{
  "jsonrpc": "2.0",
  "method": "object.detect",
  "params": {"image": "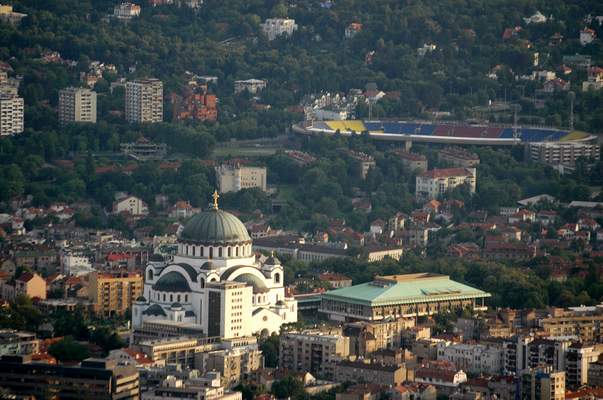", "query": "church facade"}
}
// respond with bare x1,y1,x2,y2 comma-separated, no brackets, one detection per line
132,193,297,339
